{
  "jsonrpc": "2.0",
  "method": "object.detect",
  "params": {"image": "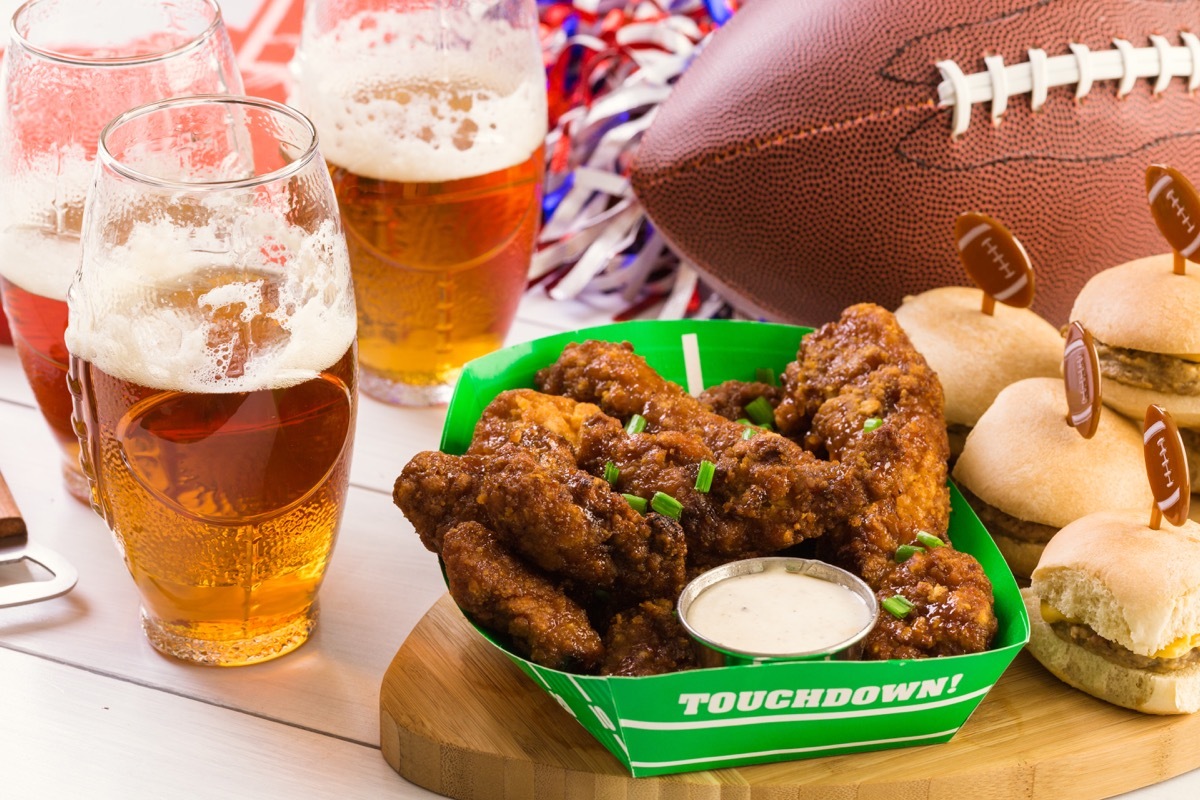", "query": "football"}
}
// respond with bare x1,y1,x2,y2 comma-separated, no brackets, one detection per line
631,0,1200,326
